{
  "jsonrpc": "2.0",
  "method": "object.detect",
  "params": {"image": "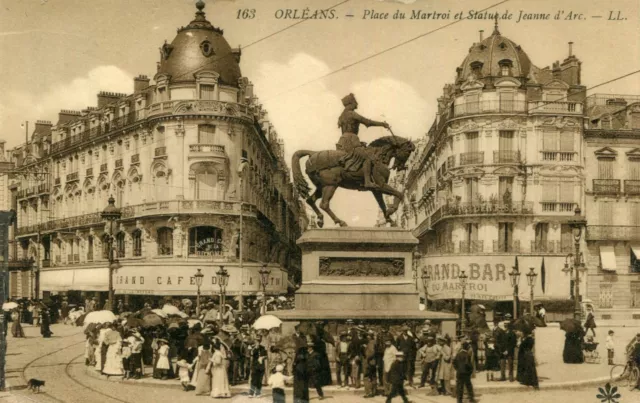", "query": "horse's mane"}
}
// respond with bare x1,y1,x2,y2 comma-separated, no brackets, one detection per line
368,135,408,148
